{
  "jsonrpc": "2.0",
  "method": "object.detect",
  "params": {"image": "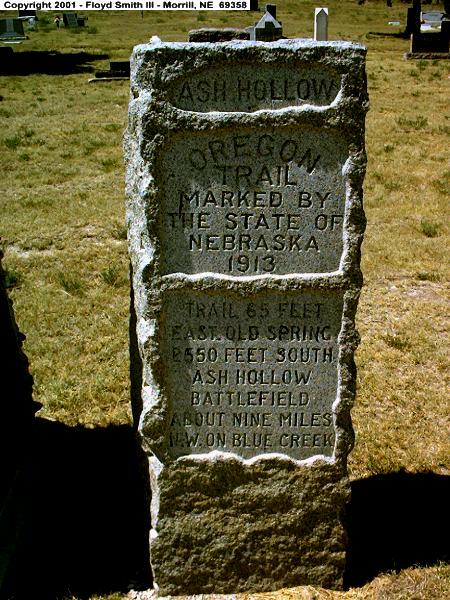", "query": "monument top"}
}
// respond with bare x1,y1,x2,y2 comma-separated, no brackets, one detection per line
131,38,366,112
